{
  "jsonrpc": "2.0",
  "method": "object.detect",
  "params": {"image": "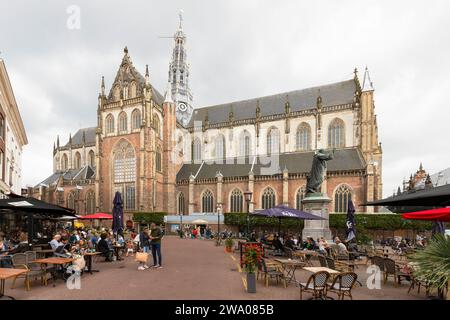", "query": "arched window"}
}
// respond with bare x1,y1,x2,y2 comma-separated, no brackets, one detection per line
239,130,251,157
328,118,345,148
105,114,114,134
88,150,95,167
85,190,95,214
67,192,75,210
61,154,68,171
131,109,141,130
296,123,311,151
201,190,214,213
192,138,202,163
334,184,352,213
215,134,226,160
230,189,243,213
261,187,276,209
296,186,305,210
129,82,137,98
118,112,127,133
74,152,81,169
177,192,185,215
153,115,161,138
113,140,136,210
156,146,162,172
267,127,280,155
